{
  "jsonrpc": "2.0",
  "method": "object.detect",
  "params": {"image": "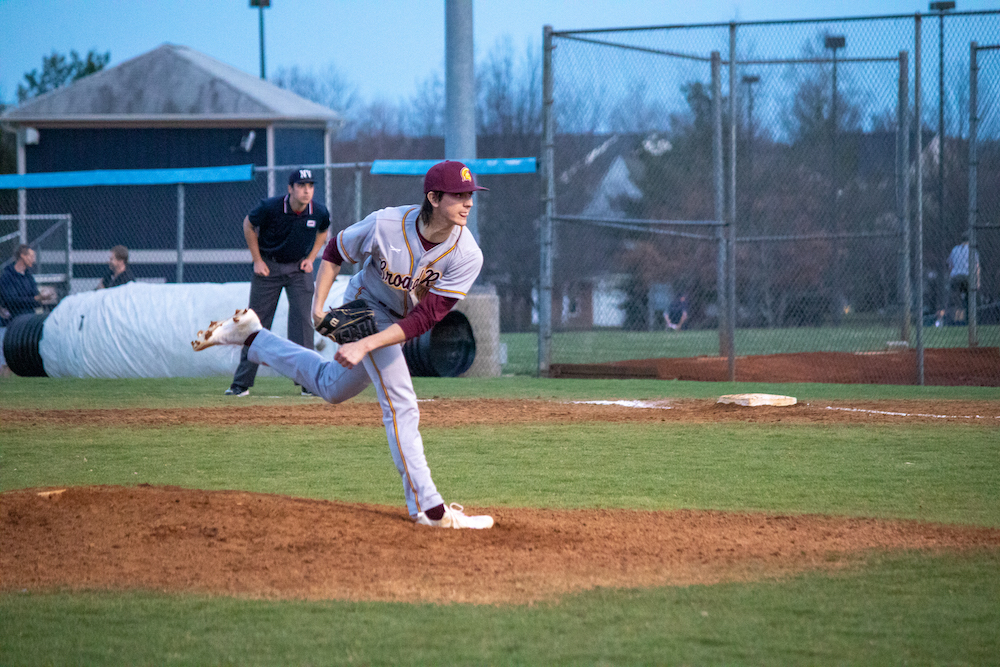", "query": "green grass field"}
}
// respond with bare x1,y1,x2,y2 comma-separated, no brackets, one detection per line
2,374,999,665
